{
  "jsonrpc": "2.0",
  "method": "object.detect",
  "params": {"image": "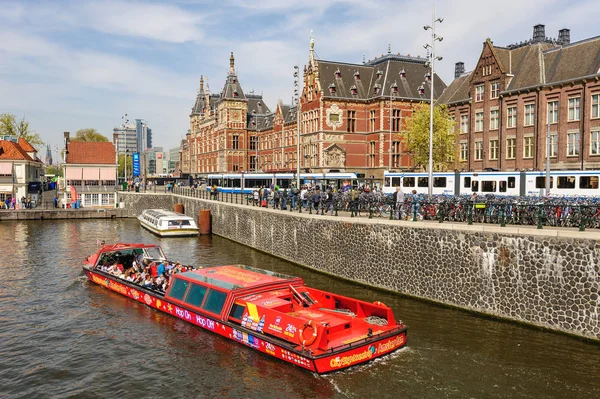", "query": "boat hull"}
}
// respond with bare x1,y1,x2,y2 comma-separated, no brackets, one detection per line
83,269,407,373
